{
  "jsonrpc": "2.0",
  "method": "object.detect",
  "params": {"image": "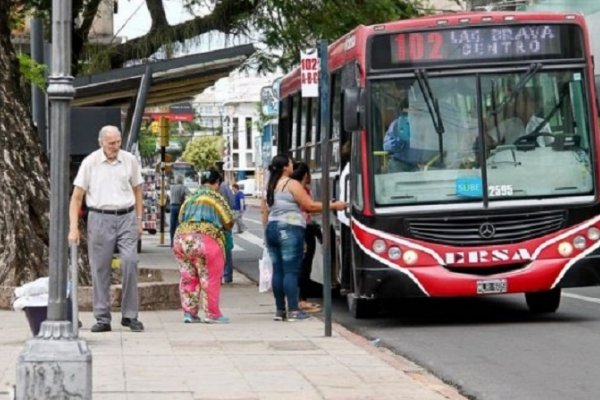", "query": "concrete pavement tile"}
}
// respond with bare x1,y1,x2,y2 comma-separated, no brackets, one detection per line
121,339,174,355
92,355,125,392
125,367,190,392
193,389,259,400
317,387,383,400
229,354,289,370
91,393,128,400
285,354,339,368
220,340,270,354
254,393,322,400
266,340,321,352
296,365,361,388
310,337,372,355
127,392,194,400
123,354,180,367
174,354,232,369
348,366,410,383
333,353,391,368
243,369,314,393
81,335,124,356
